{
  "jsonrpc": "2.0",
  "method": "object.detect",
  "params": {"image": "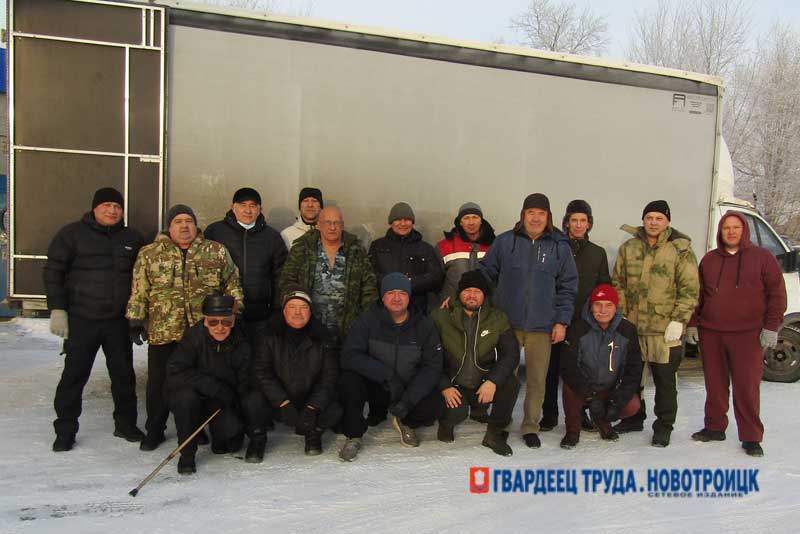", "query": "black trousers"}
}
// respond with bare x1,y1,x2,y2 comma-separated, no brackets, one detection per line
144,342,177,437
621,346,683,432
541,342,562,420
241,390,343,432
440,377,520,429
338,370,443,438
168,388,251,456
53,316,137,437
